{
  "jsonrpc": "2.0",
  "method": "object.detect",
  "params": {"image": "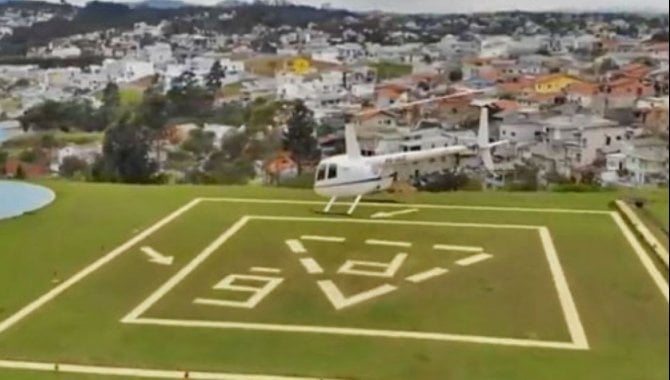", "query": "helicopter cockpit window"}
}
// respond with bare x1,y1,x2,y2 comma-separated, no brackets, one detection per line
316,165,326,181
327,164,338,179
